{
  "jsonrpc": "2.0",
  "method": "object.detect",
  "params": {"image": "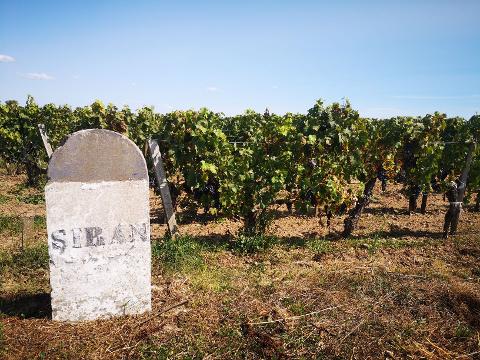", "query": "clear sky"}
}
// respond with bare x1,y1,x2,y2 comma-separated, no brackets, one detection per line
0,0,479,118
